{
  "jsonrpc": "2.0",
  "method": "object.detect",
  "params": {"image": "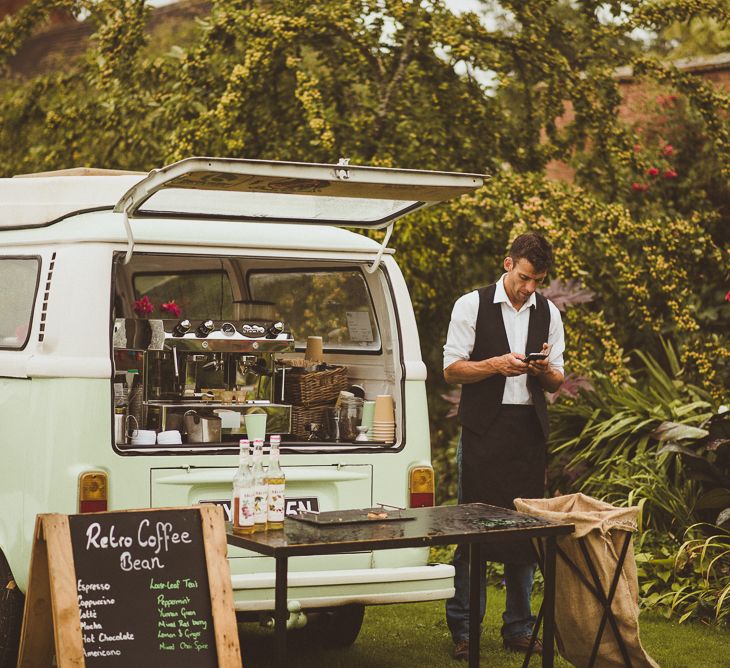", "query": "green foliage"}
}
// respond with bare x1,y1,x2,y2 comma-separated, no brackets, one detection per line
582,454,701,535
637,525,730,624
550,344,730,622
662,17,730,58
2,0,729,189
0,0,501,174
550,345,715,473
